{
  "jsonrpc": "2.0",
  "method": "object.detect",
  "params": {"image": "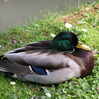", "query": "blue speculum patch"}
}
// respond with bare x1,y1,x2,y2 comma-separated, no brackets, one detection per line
31,65,47,75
